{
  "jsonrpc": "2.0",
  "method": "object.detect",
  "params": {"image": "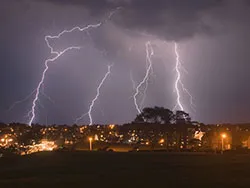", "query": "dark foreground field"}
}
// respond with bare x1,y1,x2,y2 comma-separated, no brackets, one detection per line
1,152,250,188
